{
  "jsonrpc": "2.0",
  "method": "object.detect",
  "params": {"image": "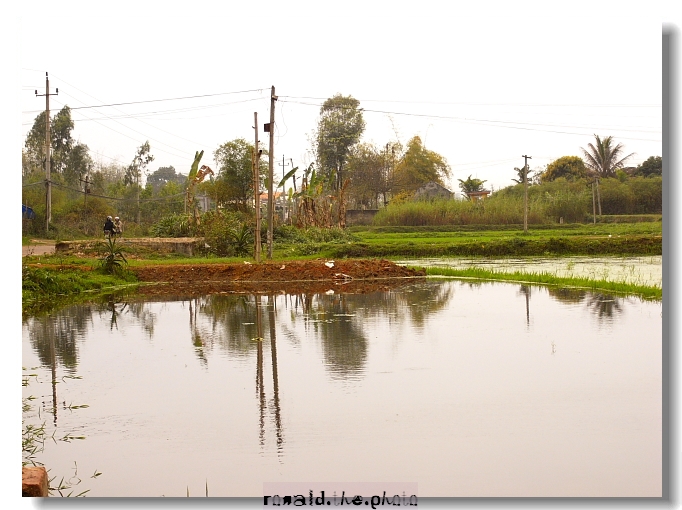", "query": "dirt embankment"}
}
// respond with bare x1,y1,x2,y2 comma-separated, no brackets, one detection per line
131,259,426,297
